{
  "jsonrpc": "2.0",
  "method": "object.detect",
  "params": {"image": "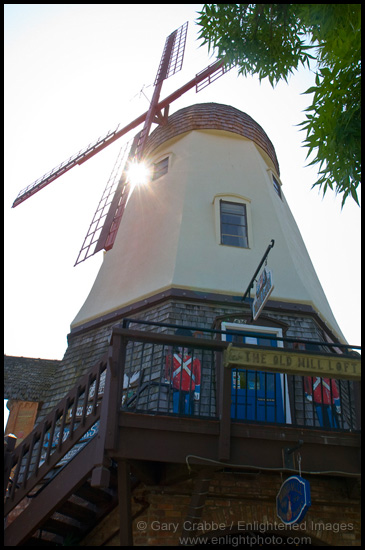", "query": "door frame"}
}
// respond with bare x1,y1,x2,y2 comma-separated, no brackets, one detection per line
221,322,292,424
